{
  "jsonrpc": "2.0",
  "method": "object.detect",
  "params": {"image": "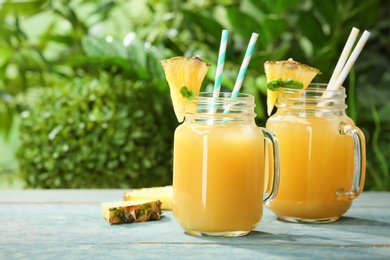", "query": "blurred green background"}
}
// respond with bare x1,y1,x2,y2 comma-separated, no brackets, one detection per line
0,0,389,190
